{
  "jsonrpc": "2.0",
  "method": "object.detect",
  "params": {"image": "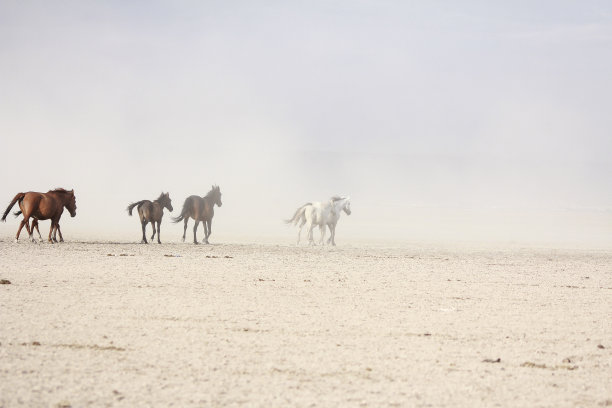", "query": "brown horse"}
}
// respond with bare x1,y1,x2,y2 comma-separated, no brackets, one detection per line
1,188,77,243
127,192,173,244
173,185,222,244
